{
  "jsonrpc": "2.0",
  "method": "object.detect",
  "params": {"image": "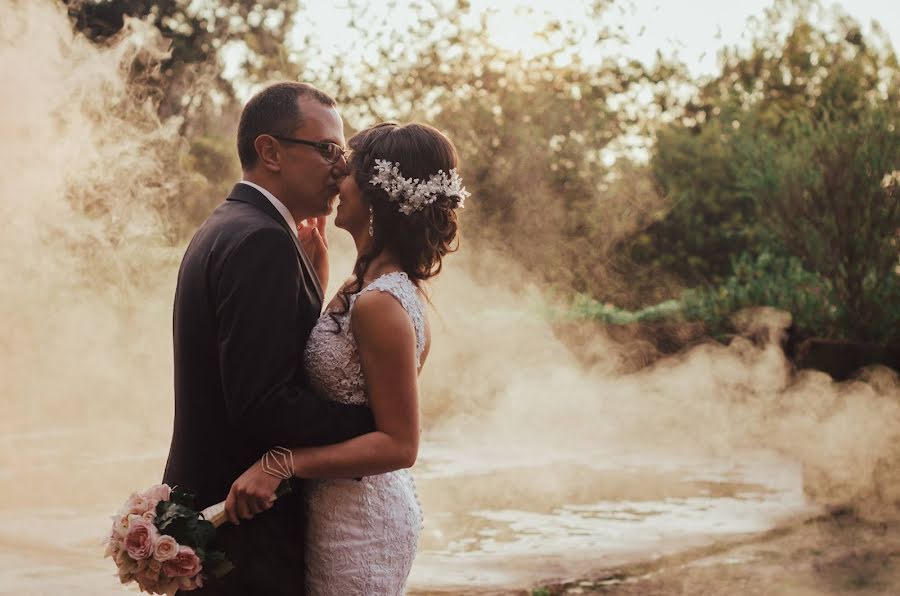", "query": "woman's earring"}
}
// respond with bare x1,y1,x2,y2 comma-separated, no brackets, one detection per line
368,205,374,237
